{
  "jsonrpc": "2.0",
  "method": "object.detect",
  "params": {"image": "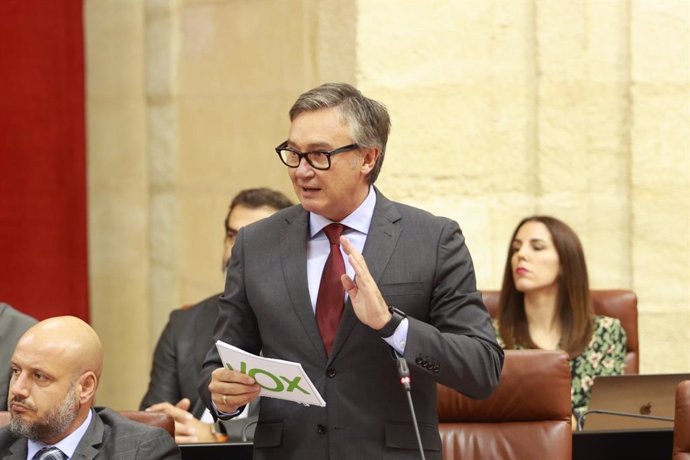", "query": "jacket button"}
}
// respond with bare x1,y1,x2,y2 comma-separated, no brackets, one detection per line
317,424,327,434
415,357,423,365
326,366,336,378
